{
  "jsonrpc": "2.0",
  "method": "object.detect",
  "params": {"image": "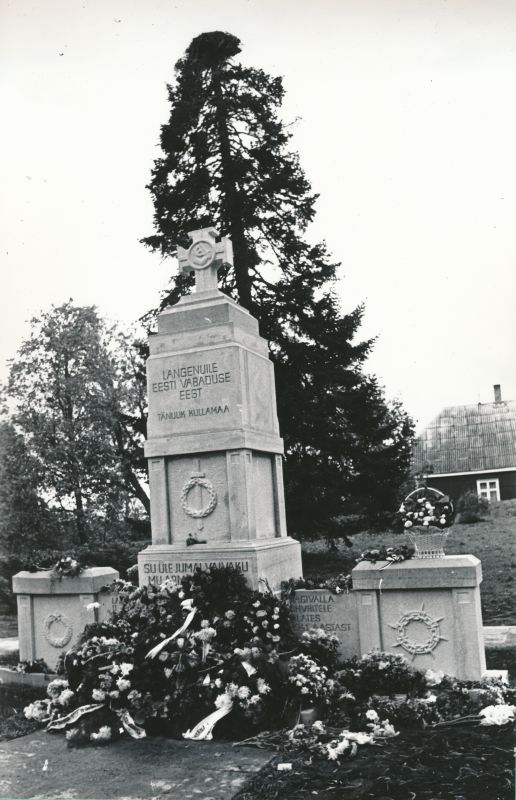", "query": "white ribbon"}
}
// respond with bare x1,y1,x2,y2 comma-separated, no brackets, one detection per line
47,703,104,731
146,607,197,659
182,702,233,741
117,709,146,739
